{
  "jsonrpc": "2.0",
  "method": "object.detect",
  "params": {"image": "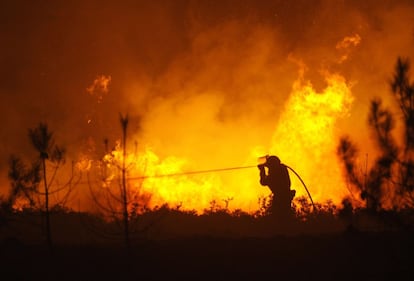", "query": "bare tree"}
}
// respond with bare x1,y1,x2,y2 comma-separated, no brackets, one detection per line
87,114,150,250
338,57,414,210
120,114,130,249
